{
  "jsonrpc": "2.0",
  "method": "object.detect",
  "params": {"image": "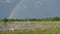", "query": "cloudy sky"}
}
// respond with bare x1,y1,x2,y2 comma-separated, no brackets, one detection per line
0,0,60,19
